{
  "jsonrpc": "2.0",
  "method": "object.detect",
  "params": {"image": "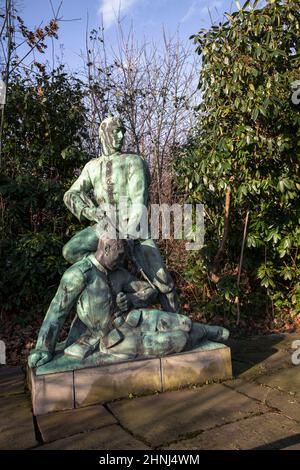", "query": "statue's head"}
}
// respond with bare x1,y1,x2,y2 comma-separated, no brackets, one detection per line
95,237,125,271
99,113,125,156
